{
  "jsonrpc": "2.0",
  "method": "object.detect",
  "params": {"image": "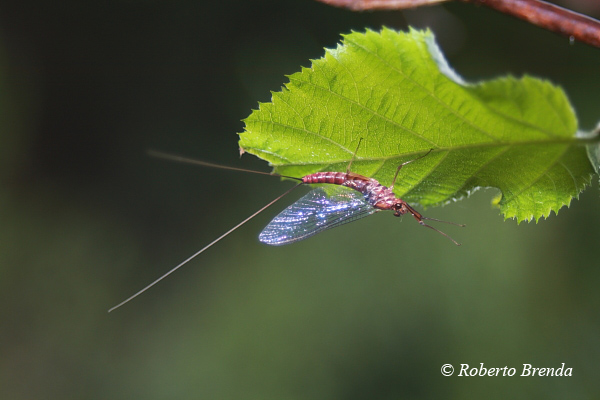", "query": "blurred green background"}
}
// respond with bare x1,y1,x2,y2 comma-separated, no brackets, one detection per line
1,0,599,398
